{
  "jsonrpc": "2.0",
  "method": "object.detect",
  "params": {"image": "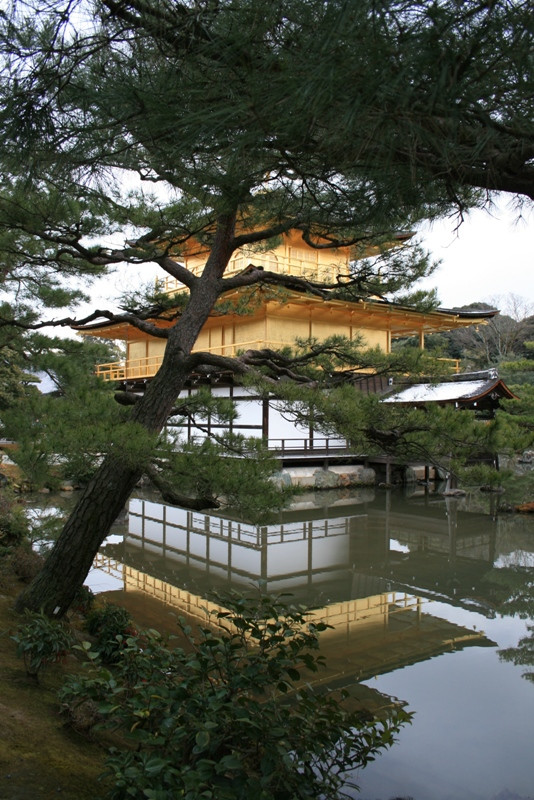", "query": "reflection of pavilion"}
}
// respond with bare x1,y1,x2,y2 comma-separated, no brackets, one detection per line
96,492,496,690
104,492,501,607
